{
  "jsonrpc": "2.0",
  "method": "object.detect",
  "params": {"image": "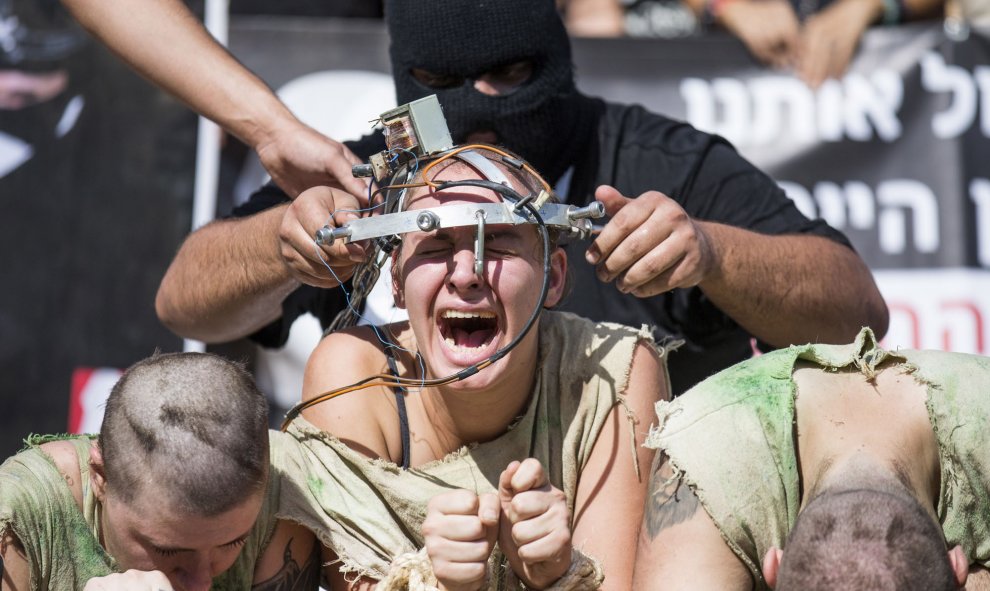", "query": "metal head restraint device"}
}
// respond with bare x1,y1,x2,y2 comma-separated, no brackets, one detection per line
282,96,605,428
315,95,605,331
